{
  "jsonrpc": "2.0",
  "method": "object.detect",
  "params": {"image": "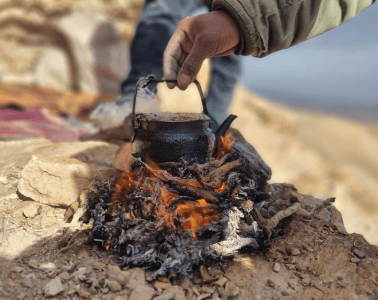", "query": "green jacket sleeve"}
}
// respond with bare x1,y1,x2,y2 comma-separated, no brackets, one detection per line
211,0,375,57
